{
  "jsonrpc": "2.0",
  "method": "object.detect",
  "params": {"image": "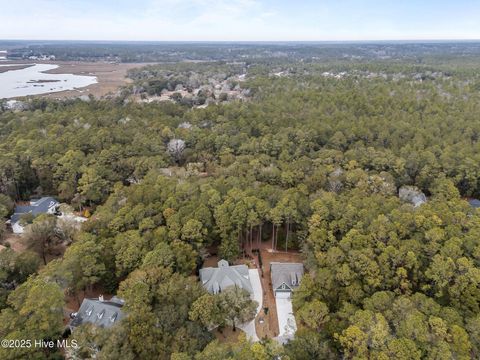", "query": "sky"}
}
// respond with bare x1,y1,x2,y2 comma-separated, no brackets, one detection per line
1,0,479,41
